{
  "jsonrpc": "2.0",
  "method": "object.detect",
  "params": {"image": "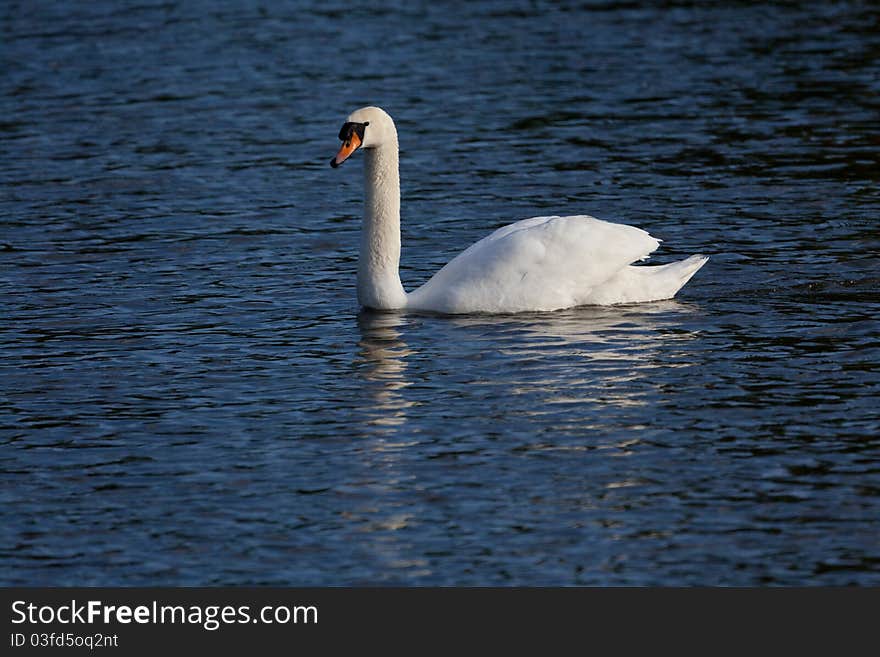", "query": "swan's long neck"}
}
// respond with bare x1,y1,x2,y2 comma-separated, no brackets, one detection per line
358,136,407,309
